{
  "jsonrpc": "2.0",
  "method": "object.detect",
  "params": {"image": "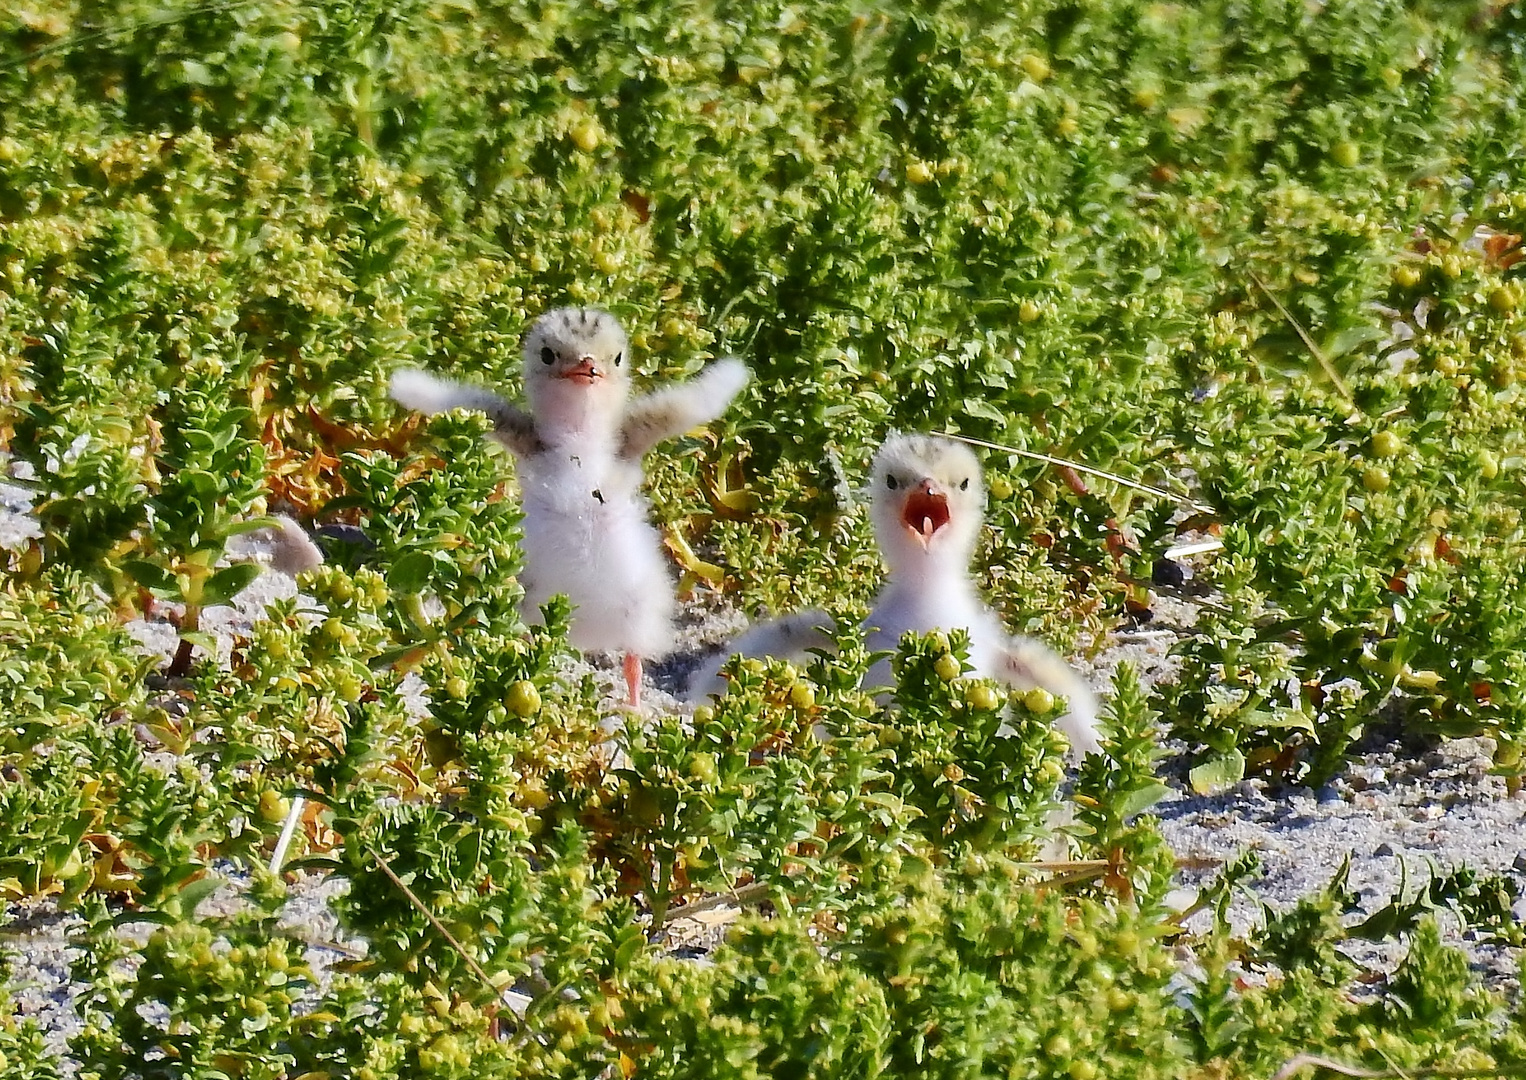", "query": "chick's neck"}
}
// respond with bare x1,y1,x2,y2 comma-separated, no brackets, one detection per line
530,383,624,448
886,540,977,593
